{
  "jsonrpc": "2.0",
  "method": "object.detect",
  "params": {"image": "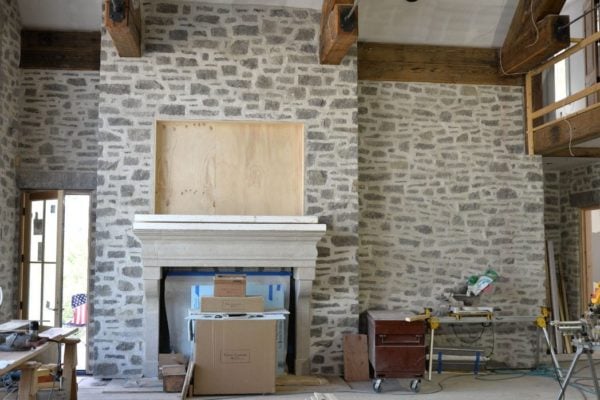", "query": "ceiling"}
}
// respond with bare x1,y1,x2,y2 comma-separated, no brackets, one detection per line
18,0,519,47
359,0,518,47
